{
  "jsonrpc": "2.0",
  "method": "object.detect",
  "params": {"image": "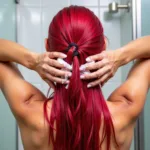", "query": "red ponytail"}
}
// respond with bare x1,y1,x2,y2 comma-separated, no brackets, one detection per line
44,6,118,150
